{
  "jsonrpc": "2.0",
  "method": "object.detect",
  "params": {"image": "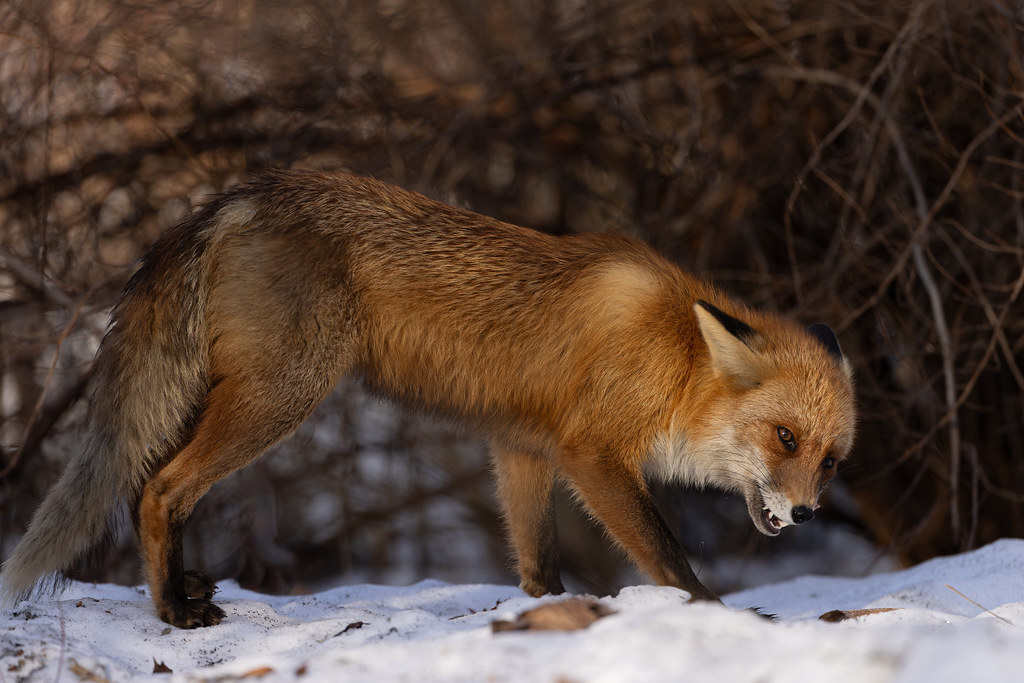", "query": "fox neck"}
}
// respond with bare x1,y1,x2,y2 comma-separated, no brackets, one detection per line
644,346,747,492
